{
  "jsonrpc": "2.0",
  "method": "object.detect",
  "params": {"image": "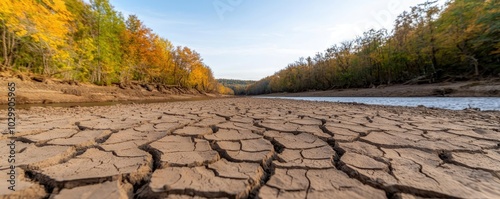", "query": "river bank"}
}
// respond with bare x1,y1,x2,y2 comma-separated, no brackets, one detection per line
263,79,500,97
0,74,225,105
1,98,499,198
